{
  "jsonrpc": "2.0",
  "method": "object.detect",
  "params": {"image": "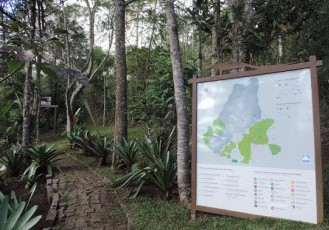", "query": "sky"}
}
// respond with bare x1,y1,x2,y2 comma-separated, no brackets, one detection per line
61,0,194,52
